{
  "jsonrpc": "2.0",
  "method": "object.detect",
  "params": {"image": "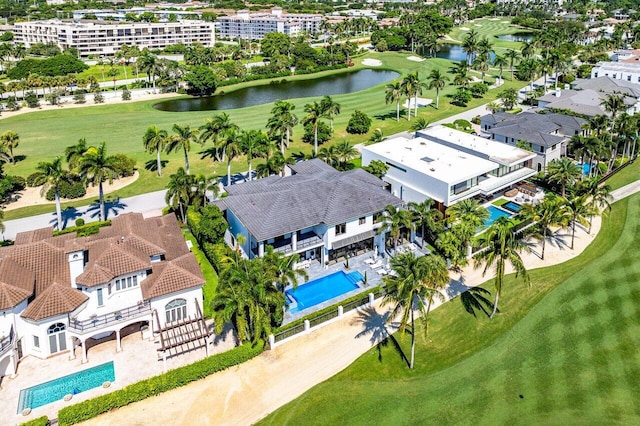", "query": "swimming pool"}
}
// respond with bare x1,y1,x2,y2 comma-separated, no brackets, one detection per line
577,163,591,175
485,205,514,227
286,270,363,314
18,361,115,412
501,201,521,213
